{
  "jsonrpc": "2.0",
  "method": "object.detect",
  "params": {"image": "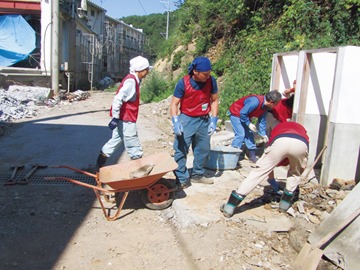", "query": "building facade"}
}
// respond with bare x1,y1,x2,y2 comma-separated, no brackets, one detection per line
0,0,146,91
